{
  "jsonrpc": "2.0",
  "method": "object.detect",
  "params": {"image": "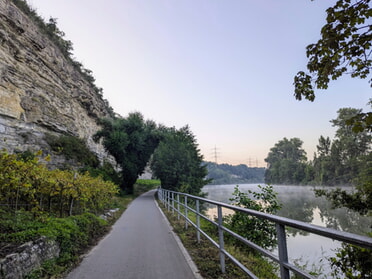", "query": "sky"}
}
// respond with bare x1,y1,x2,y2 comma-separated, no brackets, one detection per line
27,0,370,167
